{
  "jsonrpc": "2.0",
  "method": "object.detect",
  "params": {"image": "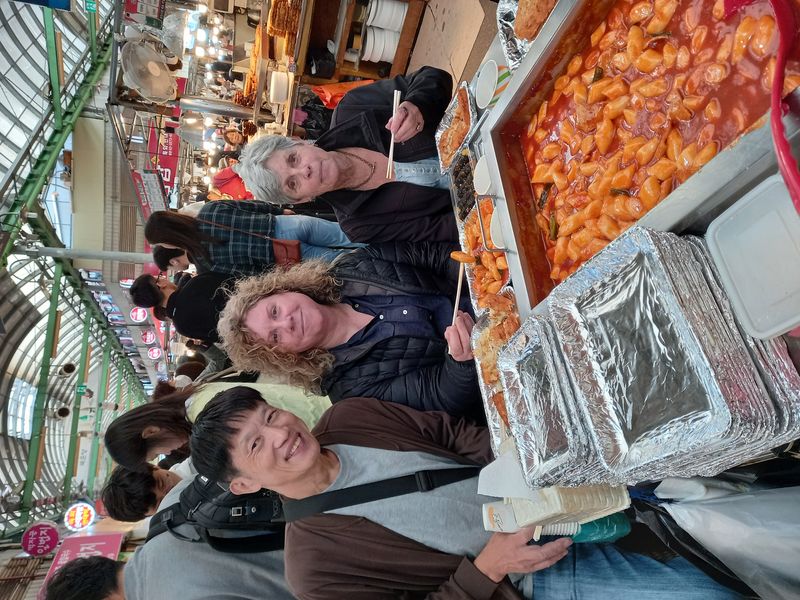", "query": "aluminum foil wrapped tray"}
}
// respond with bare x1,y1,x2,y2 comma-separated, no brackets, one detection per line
544,227,779,484
498,315,601,487
435,81,477,174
